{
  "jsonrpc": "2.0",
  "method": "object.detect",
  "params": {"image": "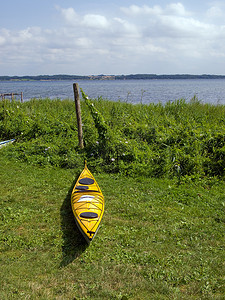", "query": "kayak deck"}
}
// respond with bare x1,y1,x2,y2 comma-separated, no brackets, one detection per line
71,163,104,243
